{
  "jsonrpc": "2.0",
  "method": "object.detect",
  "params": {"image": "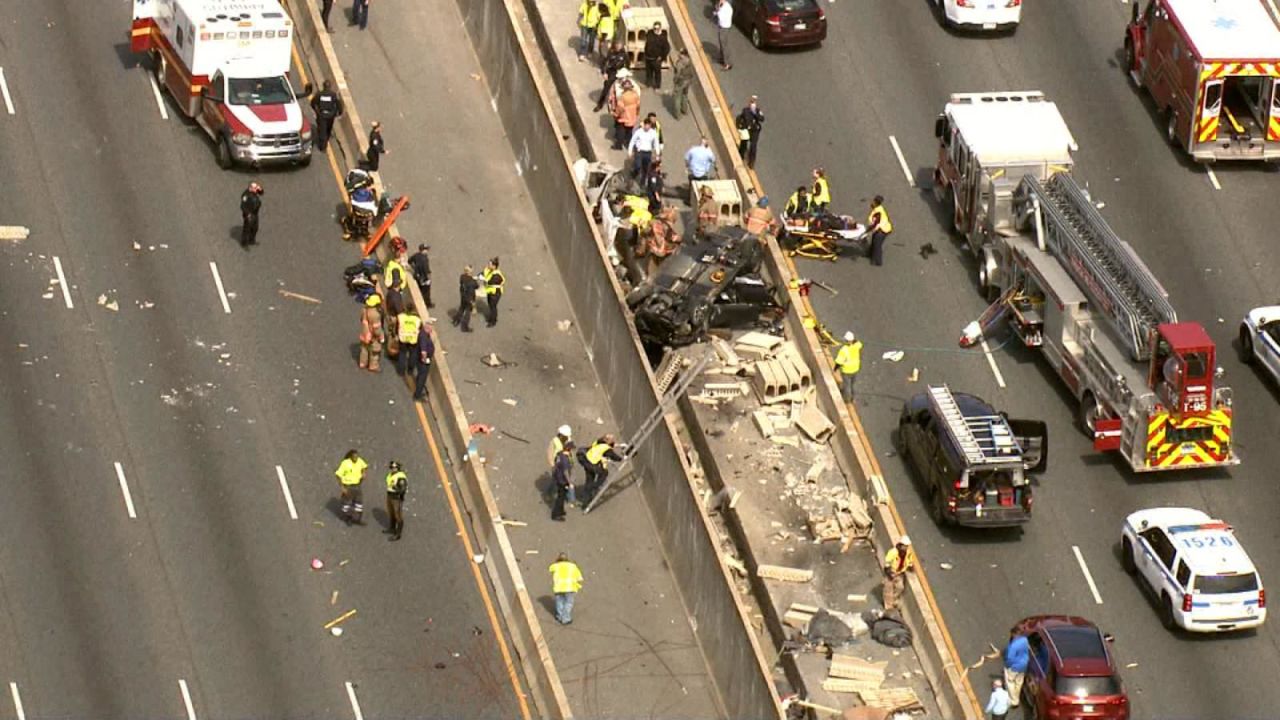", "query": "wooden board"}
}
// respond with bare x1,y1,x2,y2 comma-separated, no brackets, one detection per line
756,564,814,583
828,654,887,684
857,687,923,713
